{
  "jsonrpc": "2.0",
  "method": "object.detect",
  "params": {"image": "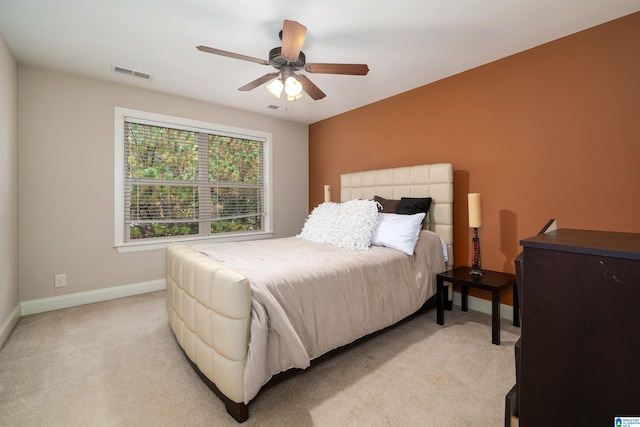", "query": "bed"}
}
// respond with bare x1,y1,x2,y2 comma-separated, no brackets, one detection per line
165,163,454,422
